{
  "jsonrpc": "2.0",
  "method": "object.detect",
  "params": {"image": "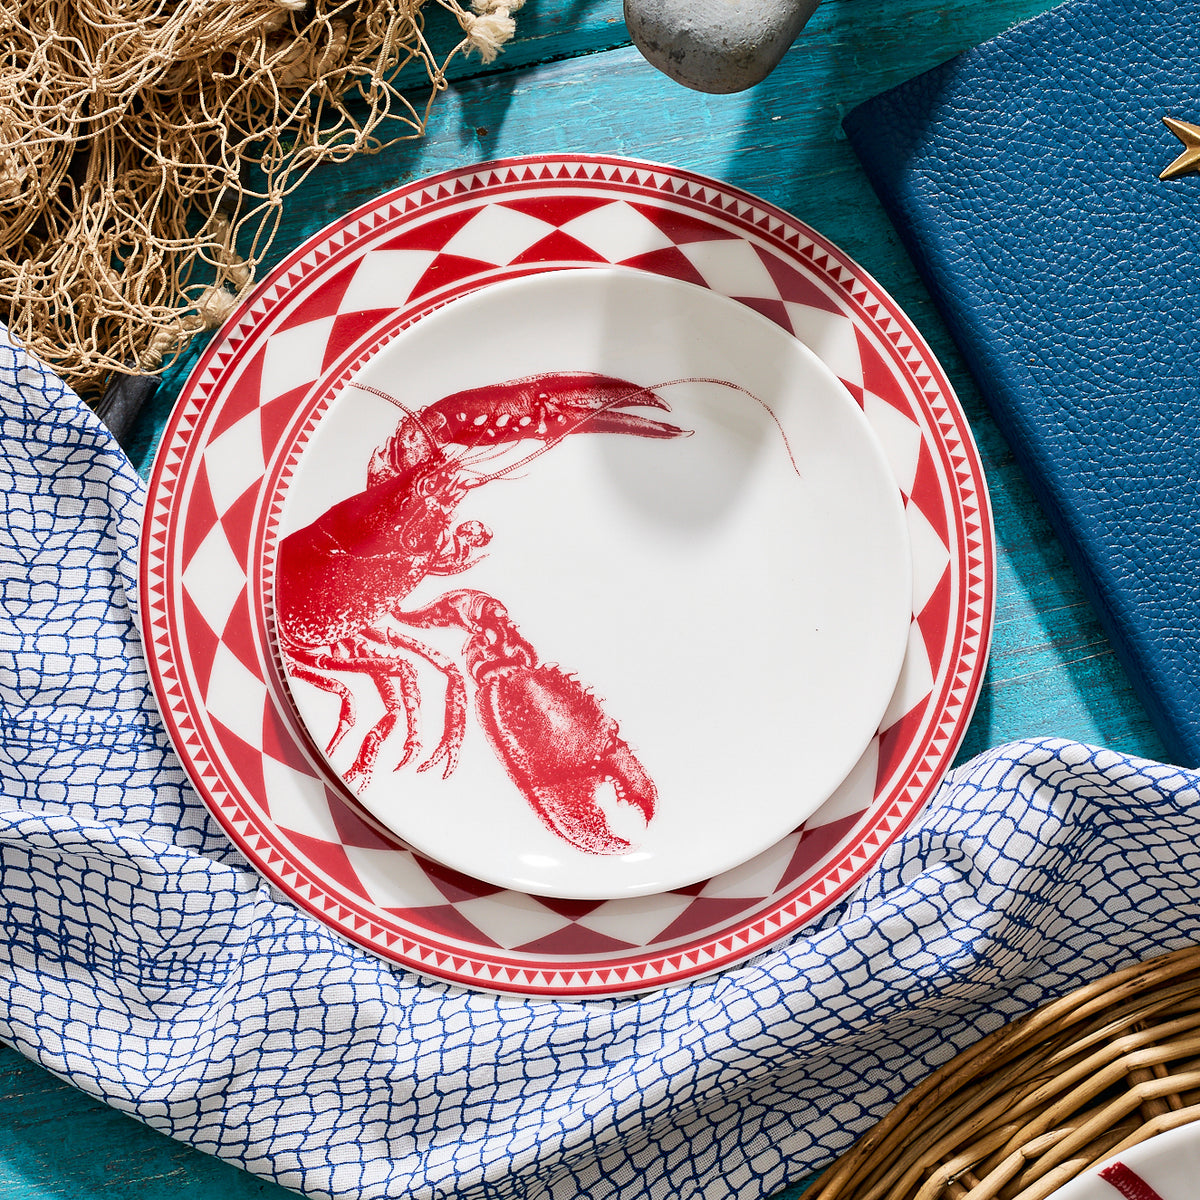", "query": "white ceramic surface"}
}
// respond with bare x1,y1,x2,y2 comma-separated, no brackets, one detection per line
1045,1121,1200,1200
274,269,912,899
